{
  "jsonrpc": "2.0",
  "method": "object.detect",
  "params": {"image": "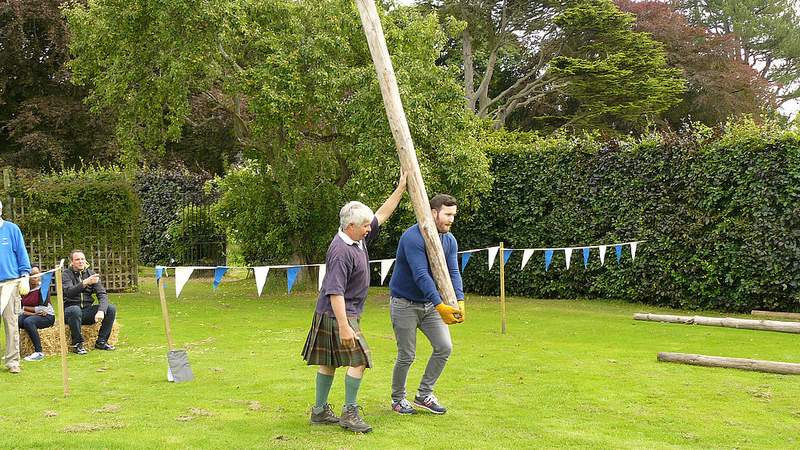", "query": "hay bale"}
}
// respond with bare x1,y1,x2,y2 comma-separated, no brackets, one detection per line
20,321,120,356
